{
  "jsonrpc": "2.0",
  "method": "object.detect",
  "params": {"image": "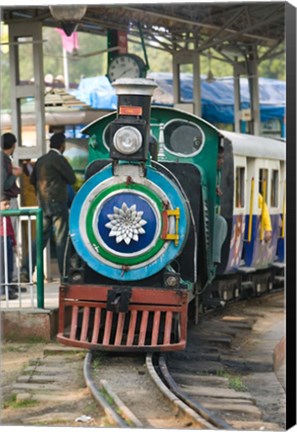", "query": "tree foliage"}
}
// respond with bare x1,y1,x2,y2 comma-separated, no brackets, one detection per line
43,28,107,84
